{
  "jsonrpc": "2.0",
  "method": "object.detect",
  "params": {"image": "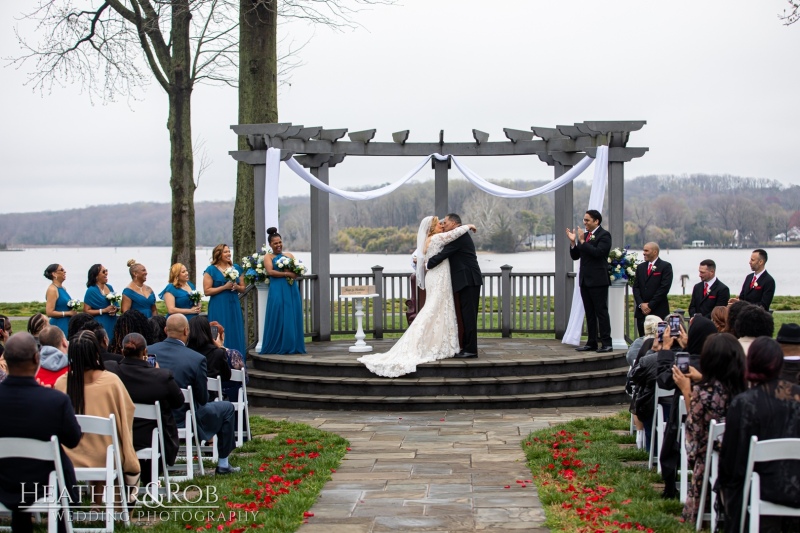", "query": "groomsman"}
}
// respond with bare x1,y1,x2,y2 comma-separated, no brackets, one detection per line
632,242,673,336
566,210,612,353
728,249,775,311
688,259,730,318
